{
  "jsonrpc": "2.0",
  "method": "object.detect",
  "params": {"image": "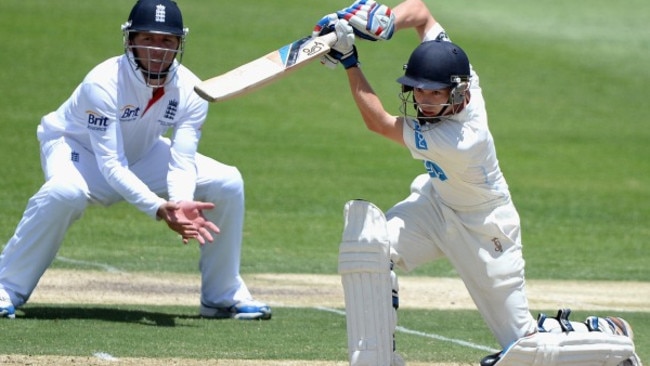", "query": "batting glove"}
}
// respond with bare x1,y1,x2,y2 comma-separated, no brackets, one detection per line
313,16,359,69
337,0,395,41
312,13,341,69
328,20,359,69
